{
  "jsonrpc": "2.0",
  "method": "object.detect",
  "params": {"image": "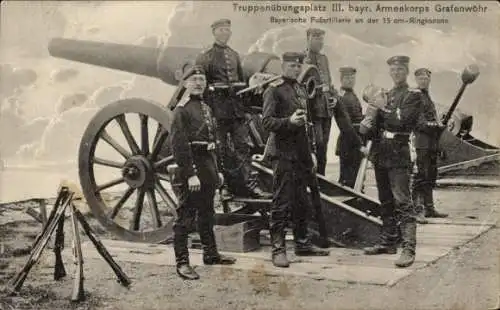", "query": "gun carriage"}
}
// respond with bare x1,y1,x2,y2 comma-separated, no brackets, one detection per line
47,38,496,249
